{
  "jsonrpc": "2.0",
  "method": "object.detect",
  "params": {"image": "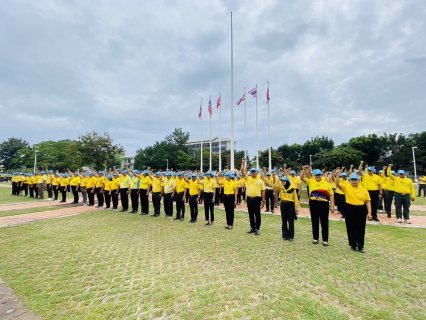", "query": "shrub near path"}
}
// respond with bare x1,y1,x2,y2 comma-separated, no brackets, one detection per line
0,209,425,319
